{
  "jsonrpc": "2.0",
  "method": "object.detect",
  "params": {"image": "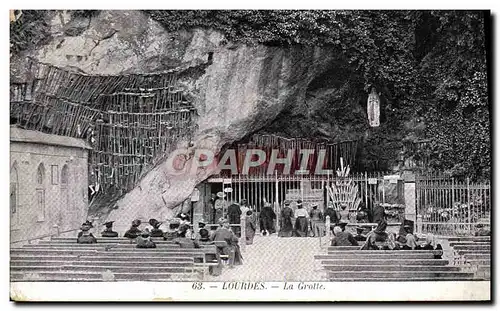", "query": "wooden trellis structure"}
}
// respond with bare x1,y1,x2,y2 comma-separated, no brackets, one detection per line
10,58,198,209
217,134,358,176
